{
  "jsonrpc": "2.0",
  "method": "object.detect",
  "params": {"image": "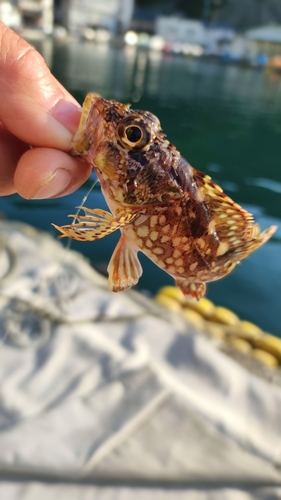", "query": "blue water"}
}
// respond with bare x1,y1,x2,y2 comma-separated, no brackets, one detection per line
1,40,281,335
